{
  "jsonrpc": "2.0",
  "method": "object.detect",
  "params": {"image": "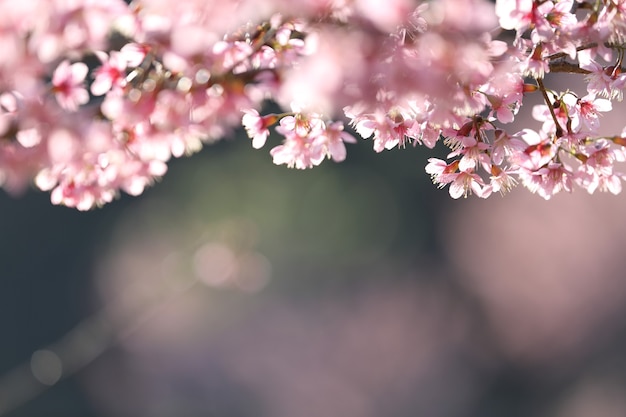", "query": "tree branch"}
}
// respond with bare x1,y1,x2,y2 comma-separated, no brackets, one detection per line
548,61,592,74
